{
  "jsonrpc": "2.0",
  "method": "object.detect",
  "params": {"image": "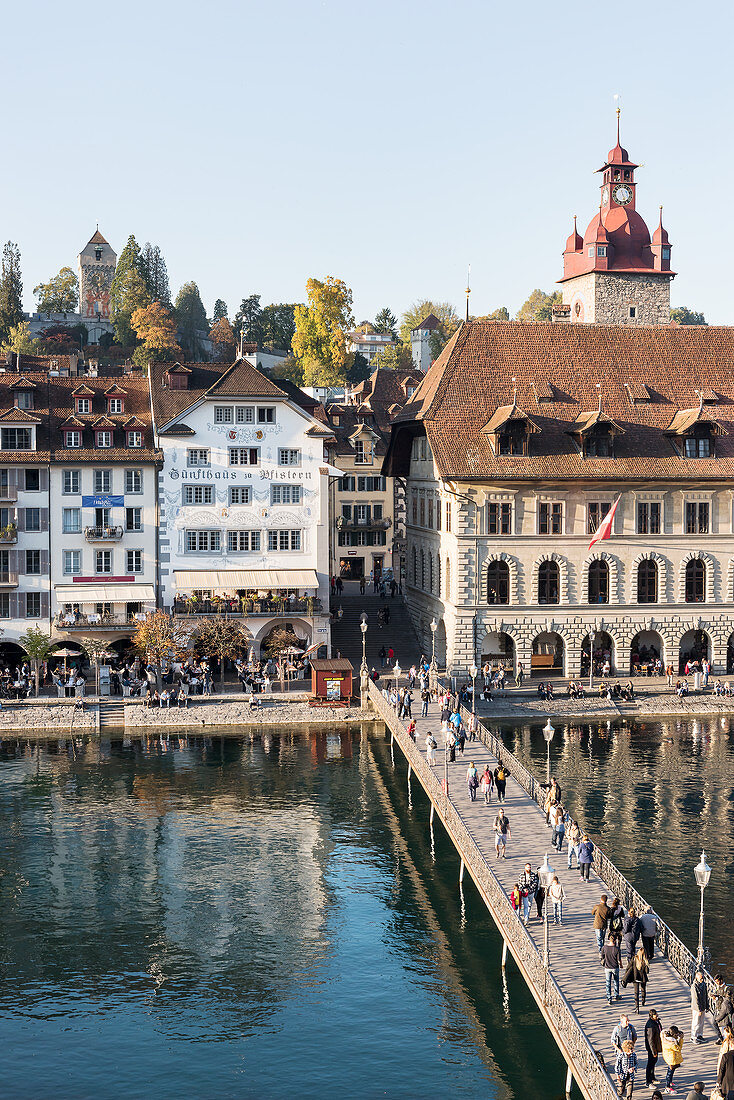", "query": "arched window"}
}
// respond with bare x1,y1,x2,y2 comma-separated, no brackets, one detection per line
420,549,425,590
685,558,706,603
538,561,559,604
487,560,510,604
445,557,451,602
637,559,657,604
588,559,609,604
